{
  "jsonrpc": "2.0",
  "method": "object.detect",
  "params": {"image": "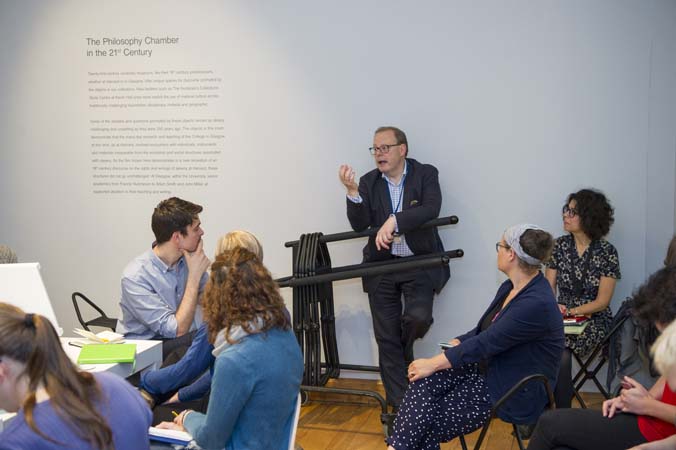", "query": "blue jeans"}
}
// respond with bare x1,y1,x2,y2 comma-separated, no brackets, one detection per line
141,323,214,400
